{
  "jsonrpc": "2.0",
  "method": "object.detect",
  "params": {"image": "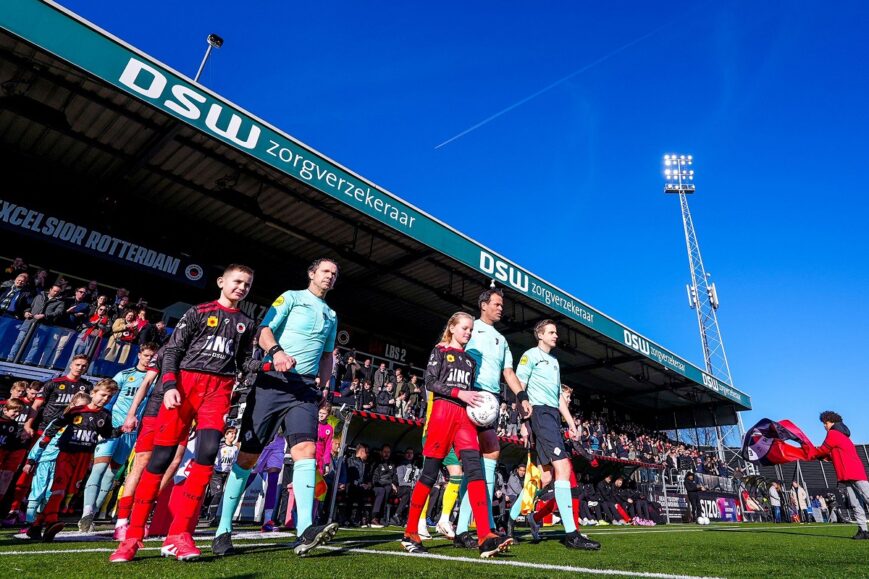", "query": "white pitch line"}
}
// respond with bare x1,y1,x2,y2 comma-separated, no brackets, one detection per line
0,542,278,556
316,545,723,579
